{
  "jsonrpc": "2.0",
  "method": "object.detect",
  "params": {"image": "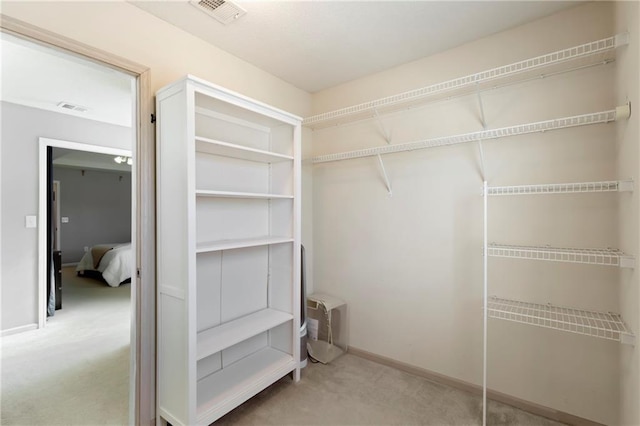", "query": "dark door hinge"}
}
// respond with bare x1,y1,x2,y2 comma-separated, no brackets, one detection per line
151,114,156,124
